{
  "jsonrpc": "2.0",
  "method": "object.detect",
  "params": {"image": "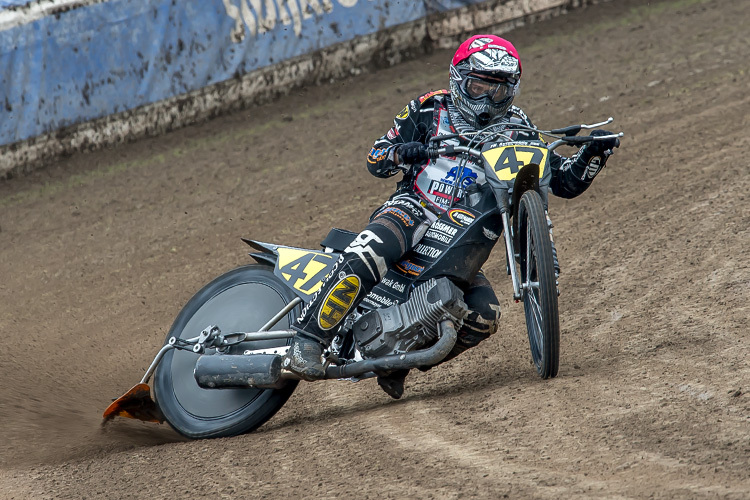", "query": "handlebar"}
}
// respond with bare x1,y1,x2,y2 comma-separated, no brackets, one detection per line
427,117,623,160
429,144,482,160
546,132,623,152
548,117,614,136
